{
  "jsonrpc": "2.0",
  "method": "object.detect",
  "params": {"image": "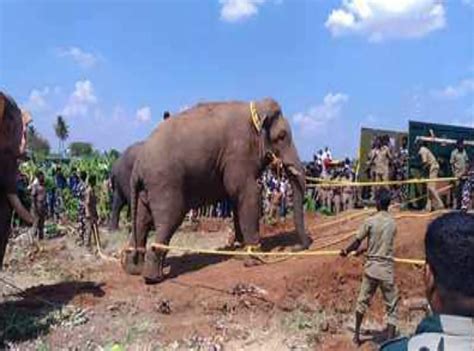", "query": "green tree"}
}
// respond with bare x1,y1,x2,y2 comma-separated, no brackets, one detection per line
69,142,93,157
54,115,69,155
27,126,50,156
108,149,121,160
